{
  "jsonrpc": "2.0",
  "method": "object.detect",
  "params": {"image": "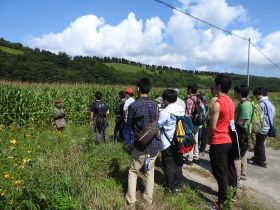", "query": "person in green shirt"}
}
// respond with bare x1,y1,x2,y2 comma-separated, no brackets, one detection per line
234,85,253,187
